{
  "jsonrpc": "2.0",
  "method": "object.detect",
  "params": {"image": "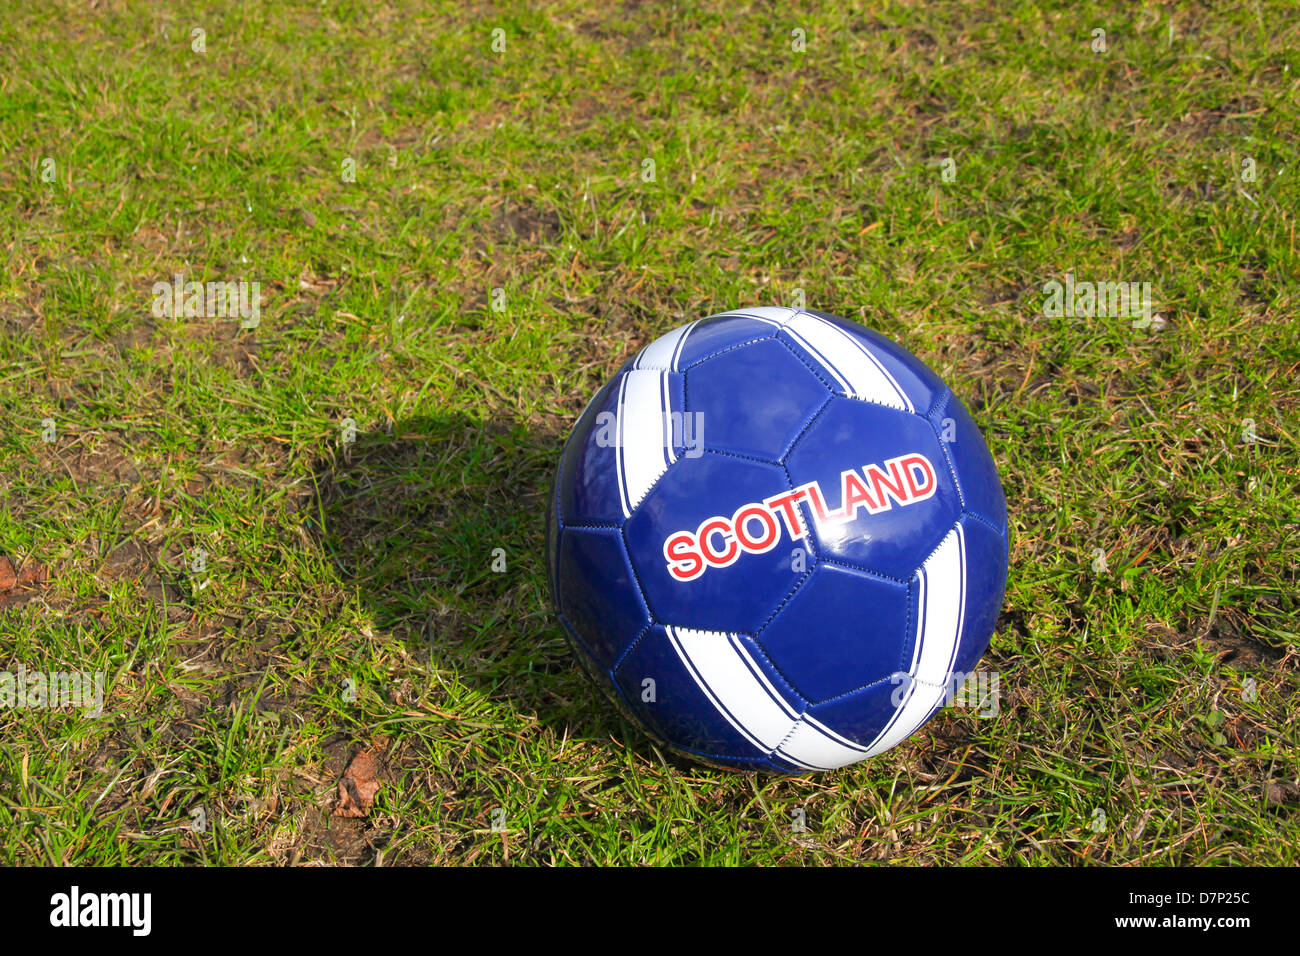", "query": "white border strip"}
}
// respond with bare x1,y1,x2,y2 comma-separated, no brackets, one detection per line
615,369,676,516
667,626,873,771
864,524,967,756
